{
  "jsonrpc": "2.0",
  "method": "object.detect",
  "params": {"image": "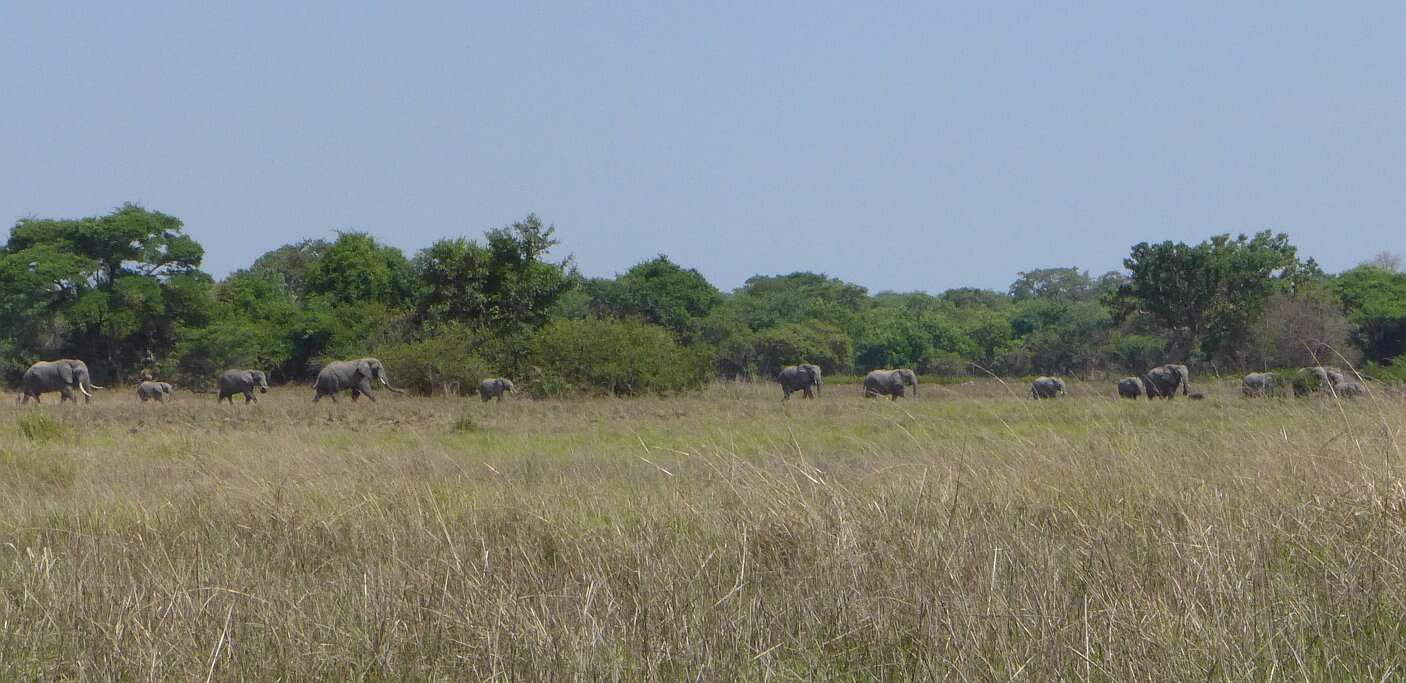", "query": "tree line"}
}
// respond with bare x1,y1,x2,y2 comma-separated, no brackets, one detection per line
2,204,1403,395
